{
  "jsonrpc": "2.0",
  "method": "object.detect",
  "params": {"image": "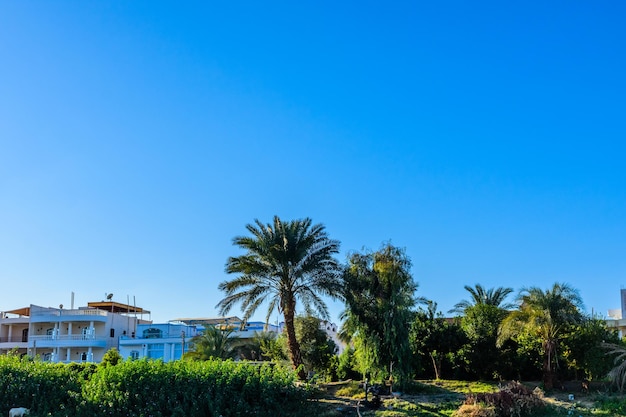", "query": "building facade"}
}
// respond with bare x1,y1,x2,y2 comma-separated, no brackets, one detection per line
0,301,150,363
